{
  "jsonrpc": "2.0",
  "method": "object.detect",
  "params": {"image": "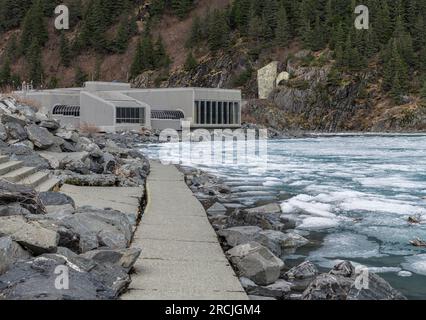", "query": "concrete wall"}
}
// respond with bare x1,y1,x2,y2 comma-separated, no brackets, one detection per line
16,91,80,114
80,92,116,132
84,82,131,92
